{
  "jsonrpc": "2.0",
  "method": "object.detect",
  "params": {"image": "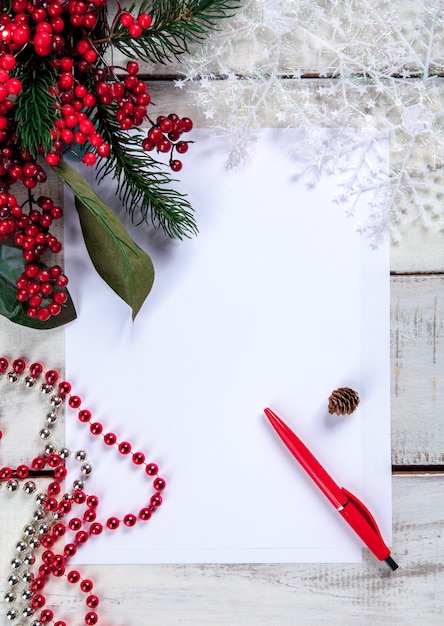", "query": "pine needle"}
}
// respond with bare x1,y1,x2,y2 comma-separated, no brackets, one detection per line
111,0,242,63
